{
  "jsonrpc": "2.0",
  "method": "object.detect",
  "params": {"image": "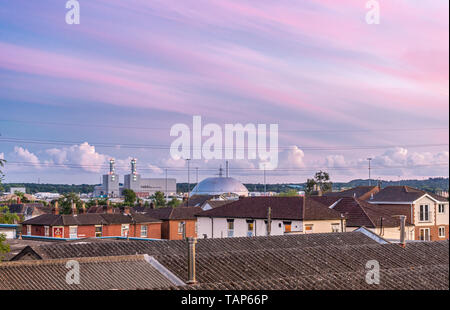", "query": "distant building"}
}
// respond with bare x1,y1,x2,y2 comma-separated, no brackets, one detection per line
0,224,18,239
93,158,176,198
9,187,26,194
324,185,380,200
